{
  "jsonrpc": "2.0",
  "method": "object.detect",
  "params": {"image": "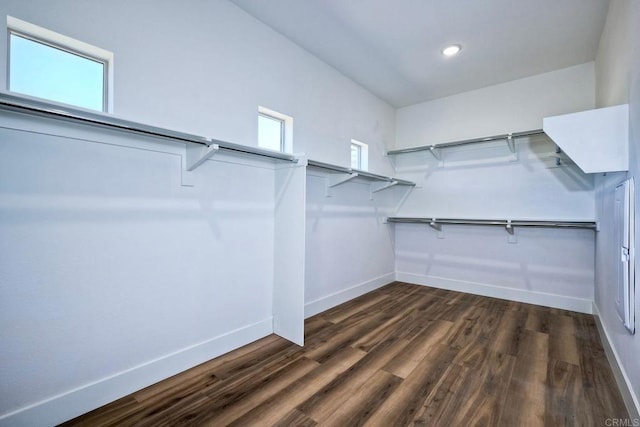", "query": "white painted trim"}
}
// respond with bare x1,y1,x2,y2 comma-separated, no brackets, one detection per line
7,16,115,113
592,302,640,421
304,273,395,318
258,106,293,154
395,272,593,314
350,139,369,170
0,318,274,427
7,16,113,62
